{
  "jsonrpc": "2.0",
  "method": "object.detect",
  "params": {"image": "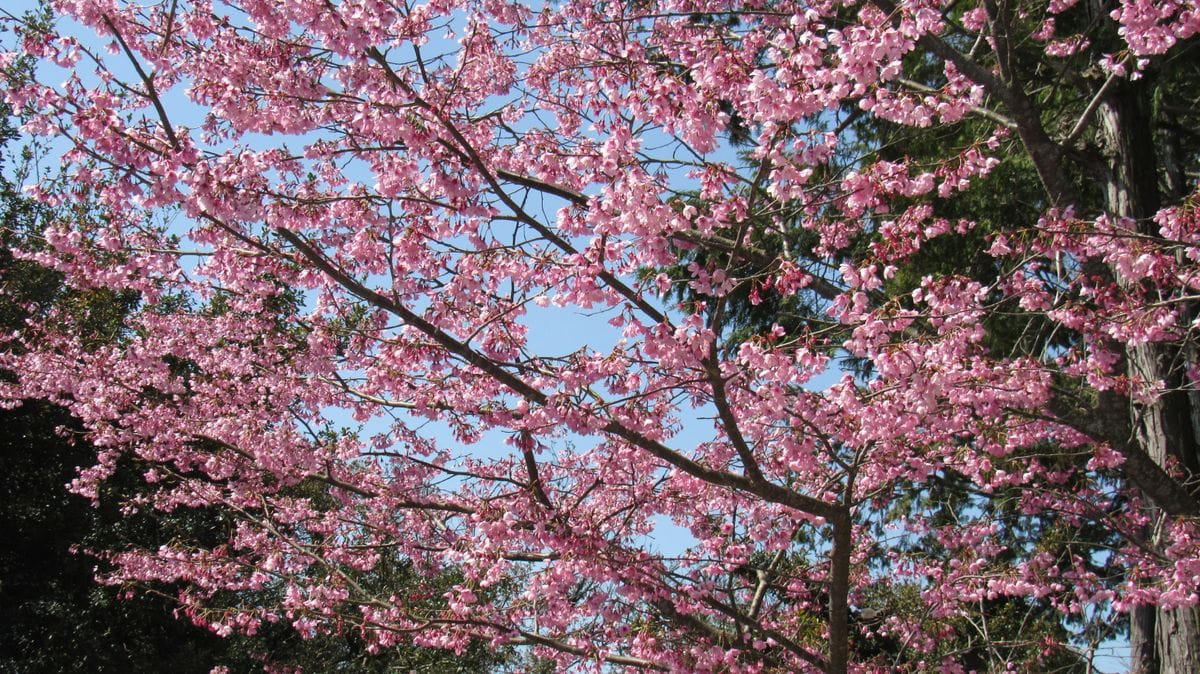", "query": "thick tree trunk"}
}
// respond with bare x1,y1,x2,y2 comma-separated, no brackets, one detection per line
1156,607,1200,674
1130,606,1159,674
1127,335,1200,674
1098,84,1200,674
